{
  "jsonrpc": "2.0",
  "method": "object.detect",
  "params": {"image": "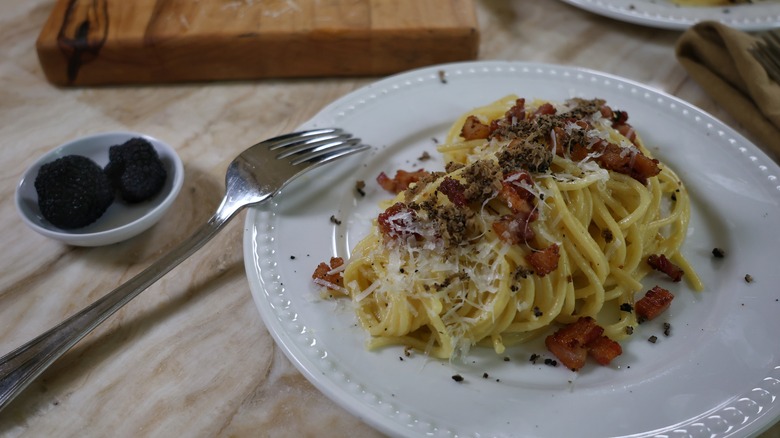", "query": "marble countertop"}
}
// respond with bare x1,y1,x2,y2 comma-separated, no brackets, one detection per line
0,0,777,437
